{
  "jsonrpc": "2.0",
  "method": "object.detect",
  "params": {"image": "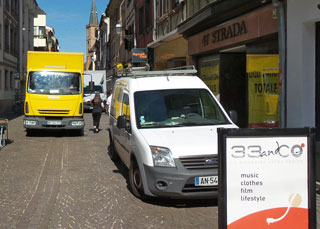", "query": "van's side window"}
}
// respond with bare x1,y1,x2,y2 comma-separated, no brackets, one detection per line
111,86,123,118
122,93,130,120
